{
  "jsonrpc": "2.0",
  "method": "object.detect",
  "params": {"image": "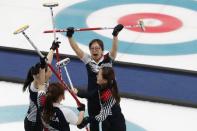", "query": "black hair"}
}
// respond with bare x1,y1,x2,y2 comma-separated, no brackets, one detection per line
23,66,34,92
23,63,47,92
89,39,104,51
